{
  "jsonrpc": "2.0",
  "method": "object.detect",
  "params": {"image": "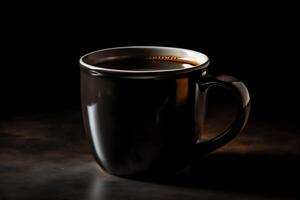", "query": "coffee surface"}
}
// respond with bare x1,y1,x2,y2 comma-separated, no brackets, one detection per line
94,56,197,71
